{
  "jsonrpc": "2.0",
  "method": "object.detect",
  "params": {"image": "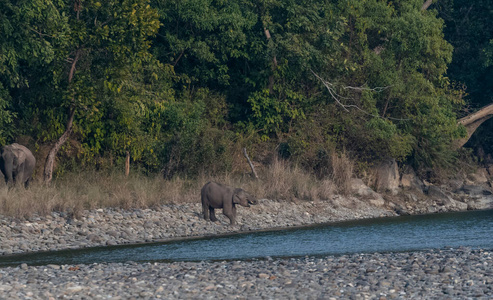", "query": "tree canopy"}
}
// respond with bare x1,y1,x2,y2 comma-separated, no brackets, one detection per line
436,0,493,160
0,0,487,180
